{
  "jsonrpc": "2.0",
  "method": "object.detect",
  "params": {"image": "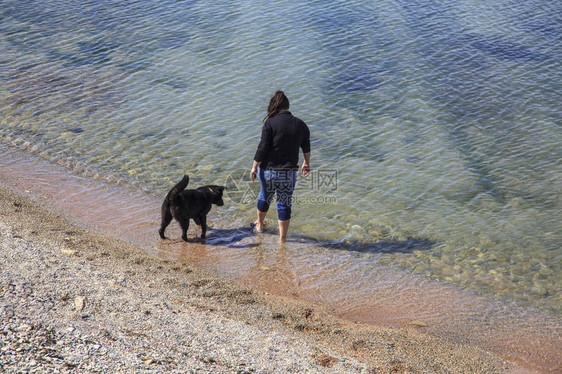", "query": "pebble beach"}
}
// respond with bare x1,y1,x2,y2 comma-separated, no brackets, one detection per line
2,1,560,372
0,182,534,373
